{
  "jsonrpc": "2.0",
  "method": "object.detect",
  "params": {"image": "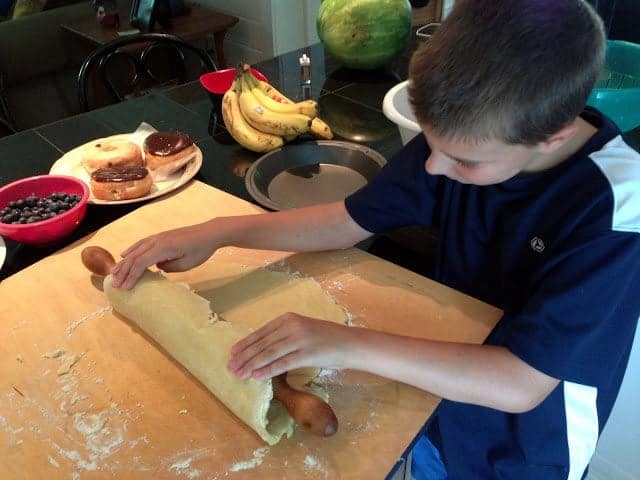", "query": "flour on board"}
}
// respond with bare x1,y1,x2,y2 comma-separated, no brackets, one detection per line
229,446,270,472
